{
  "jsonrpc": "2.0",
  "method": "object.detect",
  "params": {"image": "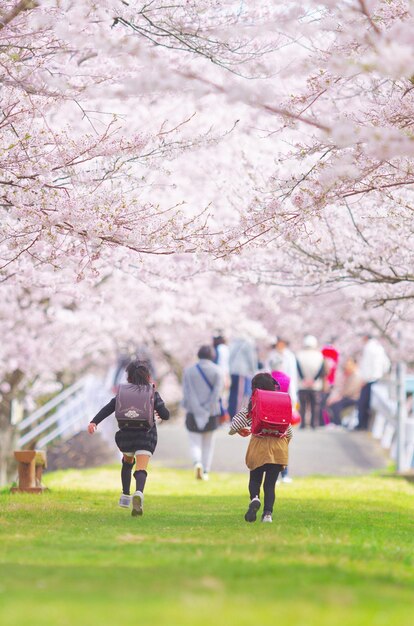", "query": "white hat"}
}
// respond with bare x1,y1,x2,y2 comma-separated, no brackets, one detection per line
303,335,318,349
